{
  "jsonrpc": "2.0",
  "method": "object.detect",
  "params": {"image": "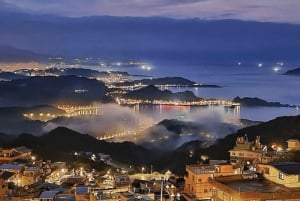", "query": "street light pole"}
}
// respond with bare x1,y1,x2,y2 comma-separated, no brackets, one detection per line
160,177,164,201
